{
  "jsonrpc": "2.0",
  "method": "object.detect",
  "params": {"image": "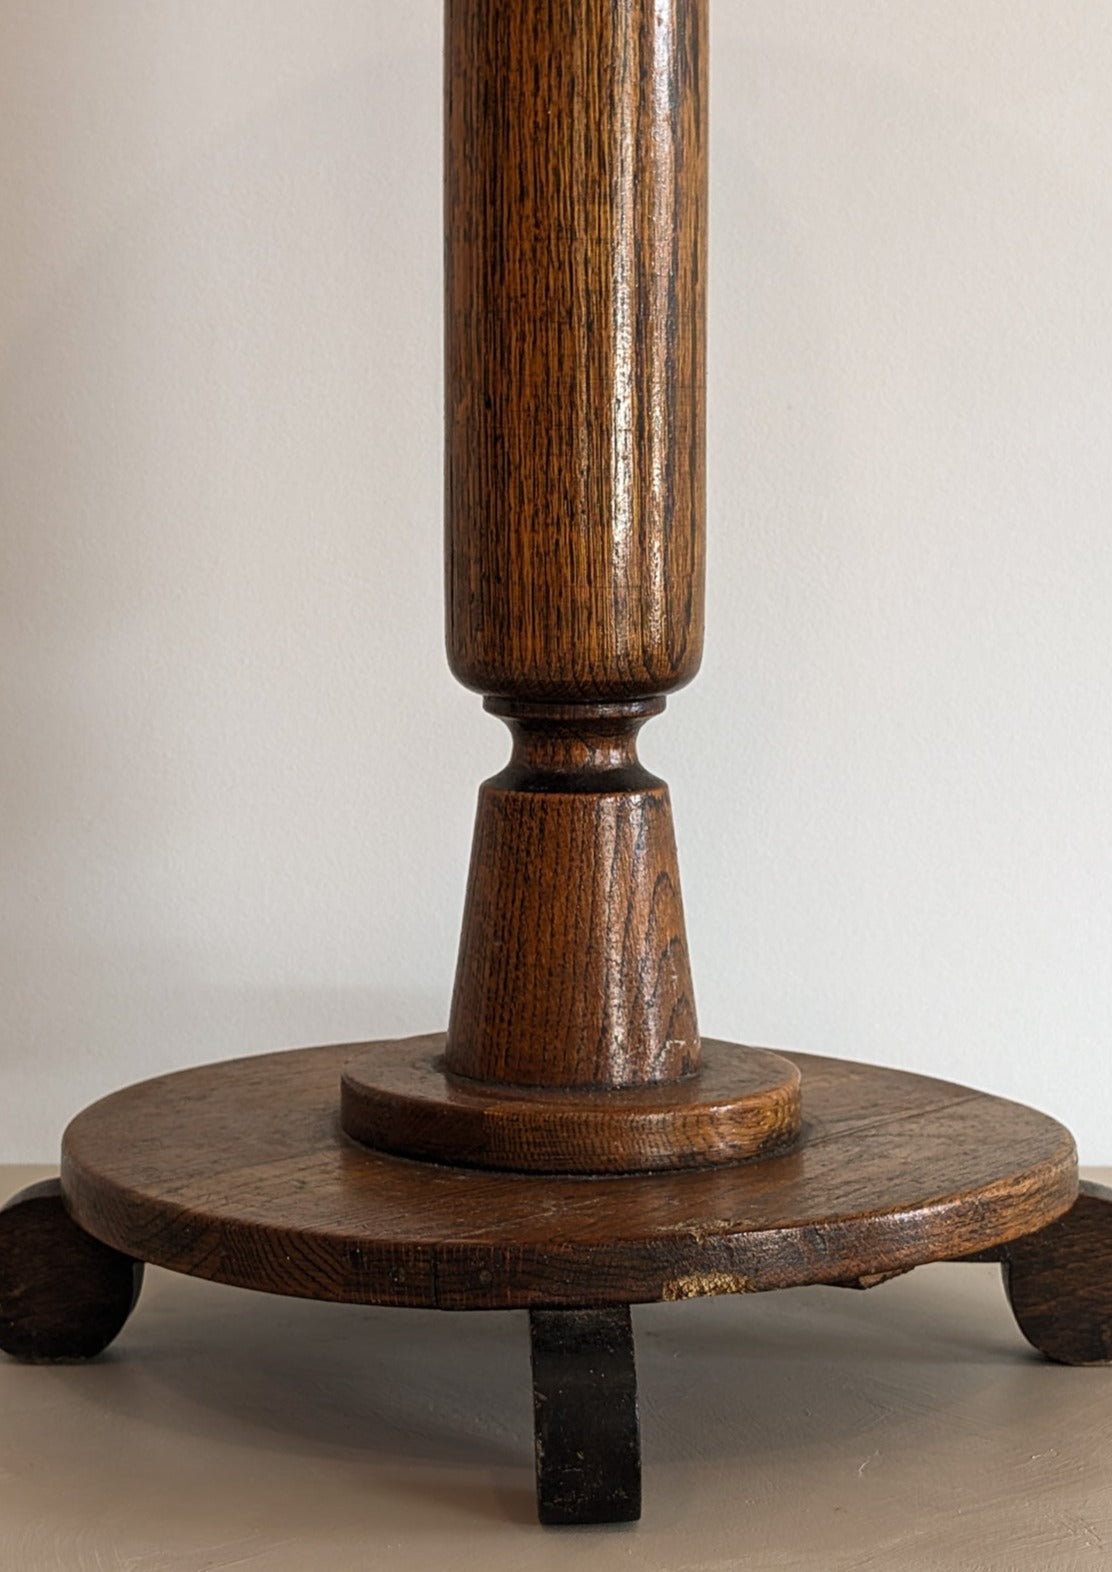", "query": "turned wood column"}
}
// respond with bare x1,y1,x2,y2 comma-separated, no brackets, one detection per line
444,0,707,1091
342,0,797,1165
